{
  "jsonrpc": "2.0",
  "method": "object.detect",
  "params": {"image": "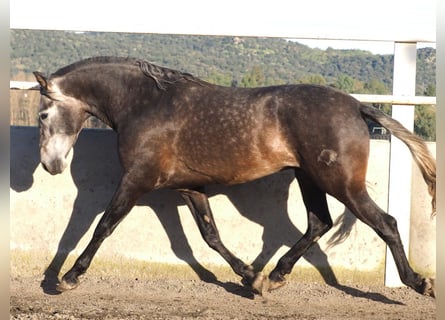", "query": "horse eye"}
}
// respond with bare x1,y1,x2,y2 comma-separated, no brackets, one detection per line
40,113,48,120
